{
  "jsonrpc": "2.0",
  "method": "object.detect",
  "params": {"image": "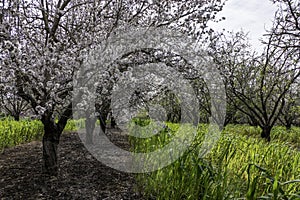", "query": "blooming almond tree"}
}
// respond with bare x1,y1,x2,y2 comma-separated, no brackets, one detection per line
0,0,225,175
